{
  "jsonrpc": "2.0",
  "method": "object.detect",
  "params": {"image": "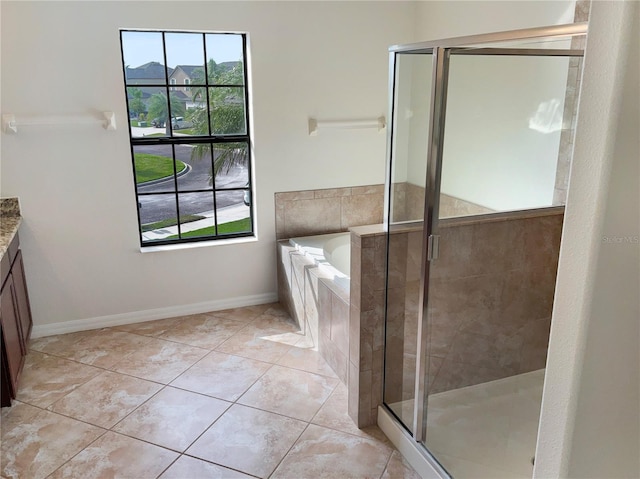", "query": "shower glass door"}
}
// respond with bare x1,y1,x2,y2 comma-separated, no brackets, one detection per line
382,24,586,479
423,50,577,478
383,50,433,434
